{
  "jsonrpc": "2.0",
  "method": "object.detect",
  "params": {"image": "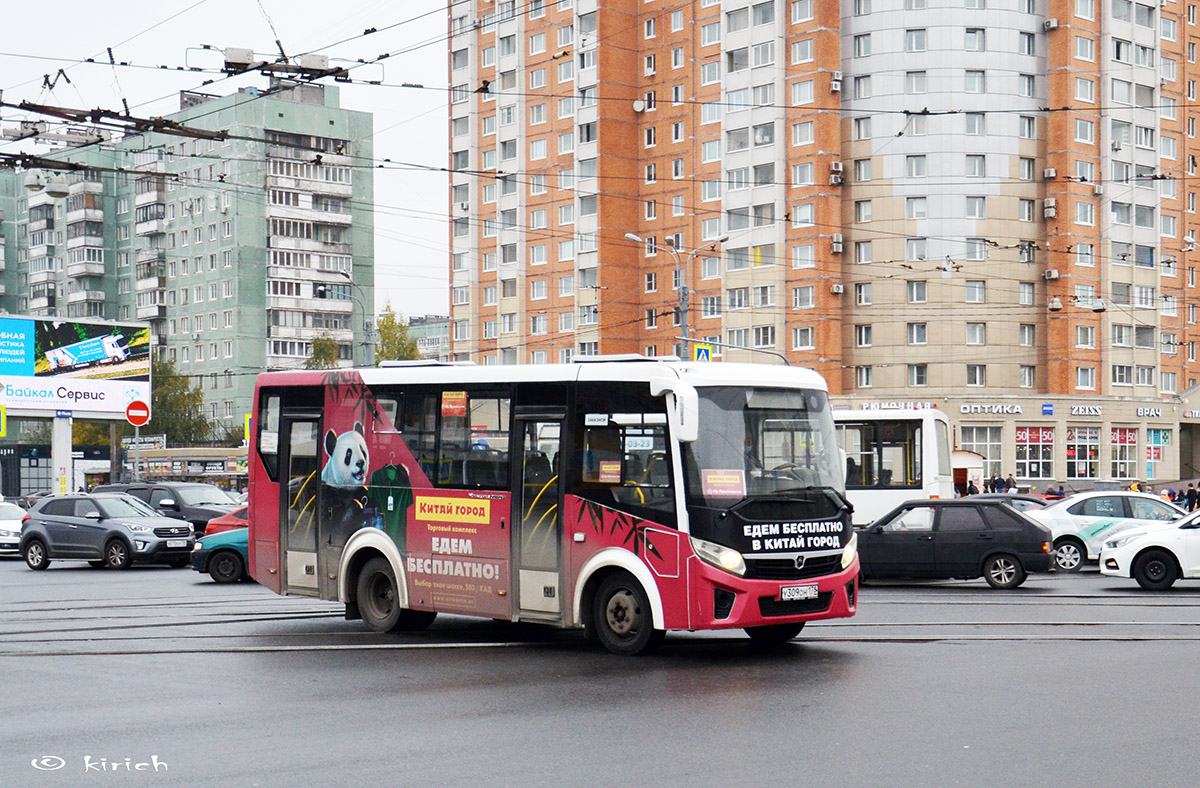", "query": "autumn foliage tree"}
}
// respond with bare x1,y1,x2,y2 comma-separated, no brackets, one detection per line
374,303,420,364
305,332,341,369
